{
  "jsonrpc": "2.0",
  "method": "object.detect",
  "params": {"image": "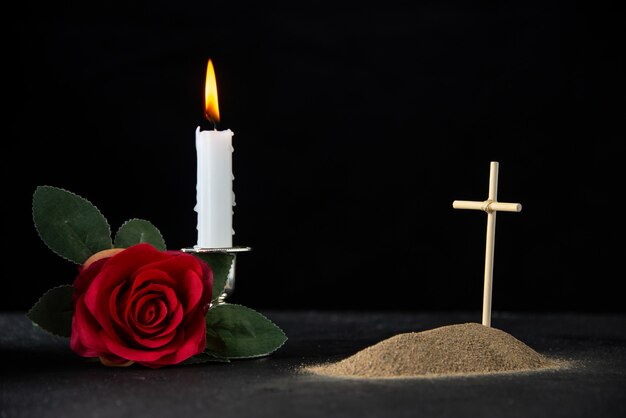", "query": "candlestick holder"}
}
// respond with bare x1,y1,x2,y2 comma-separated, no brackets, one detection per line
181,246,251,303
